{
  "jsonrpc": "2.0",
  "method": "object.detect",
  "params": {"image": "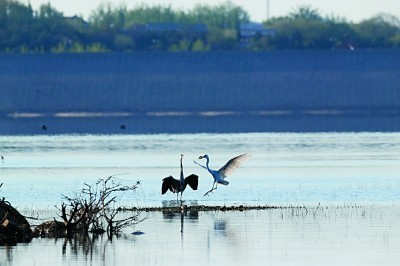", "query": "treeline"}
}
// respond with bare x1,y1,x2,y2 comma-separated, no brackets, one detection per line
1,0,400,53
